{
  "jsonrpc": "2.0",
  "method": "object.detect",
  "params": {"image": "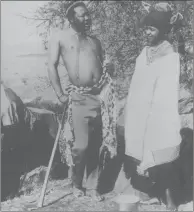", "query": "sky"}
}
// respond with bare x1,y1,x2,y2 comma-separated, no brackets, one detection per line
1,1,48,53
